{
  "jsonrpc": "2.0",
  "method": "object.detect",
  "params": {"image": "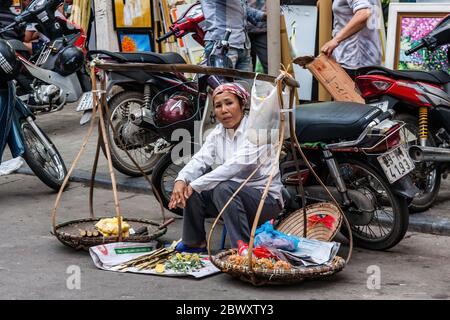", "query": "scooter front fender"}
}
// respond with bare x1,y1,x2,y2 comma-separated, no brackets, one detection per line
19,57,83,103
